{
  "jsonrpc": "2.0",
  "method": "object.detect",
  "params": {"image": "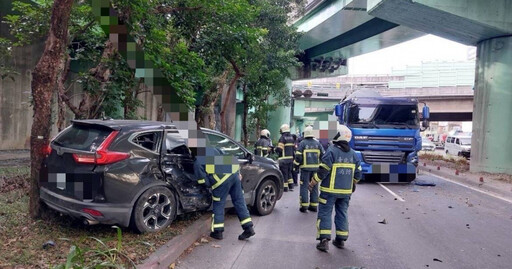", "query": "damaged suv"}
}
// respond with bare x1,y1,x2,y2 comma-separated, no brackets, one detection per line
40,120,283,233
